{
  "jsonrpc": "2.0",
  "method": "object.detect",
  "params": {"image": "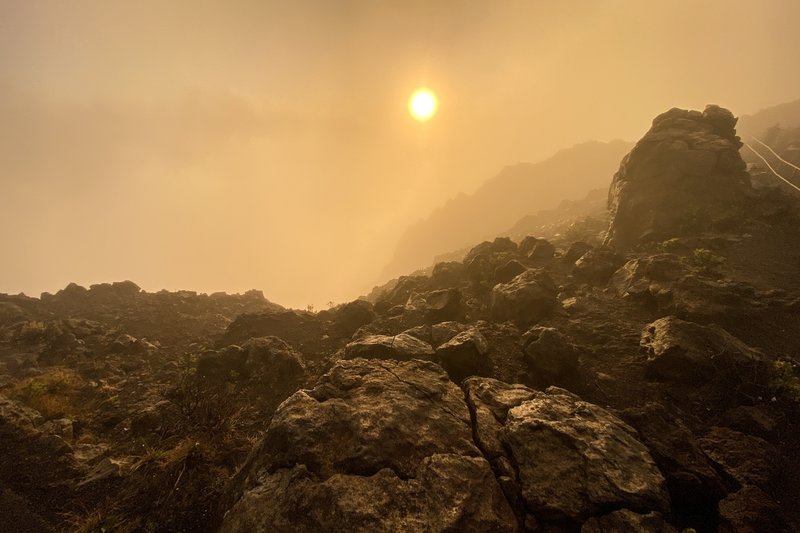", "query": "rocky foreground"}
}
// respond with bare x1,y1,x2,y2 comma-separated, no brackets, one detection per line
2,106,800,532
